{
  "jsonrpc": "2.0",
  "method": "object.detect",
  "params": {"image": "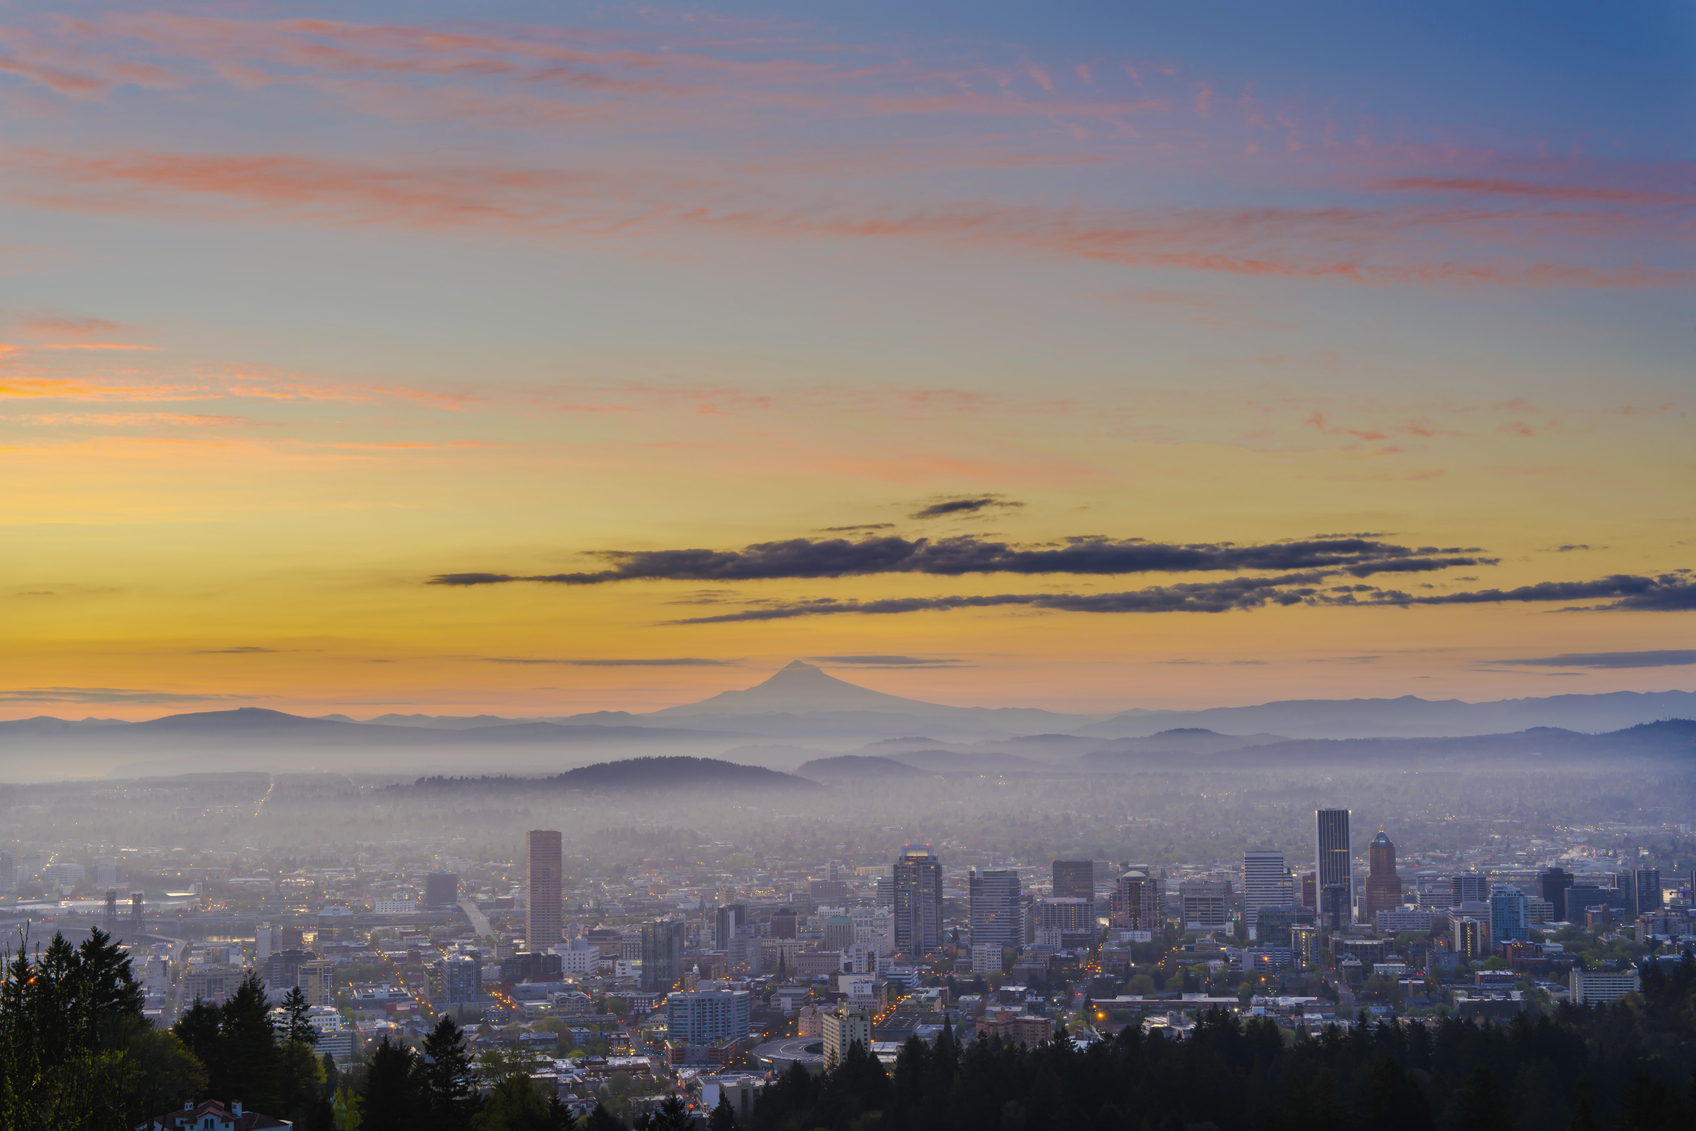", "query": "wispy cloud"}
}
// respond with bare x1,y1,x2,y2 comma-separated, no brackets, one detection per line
1483,649,1696,669
910,495,1024,520
477,656,738,666
807,654,970,667
0,687,255,703
3,146,1686,291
